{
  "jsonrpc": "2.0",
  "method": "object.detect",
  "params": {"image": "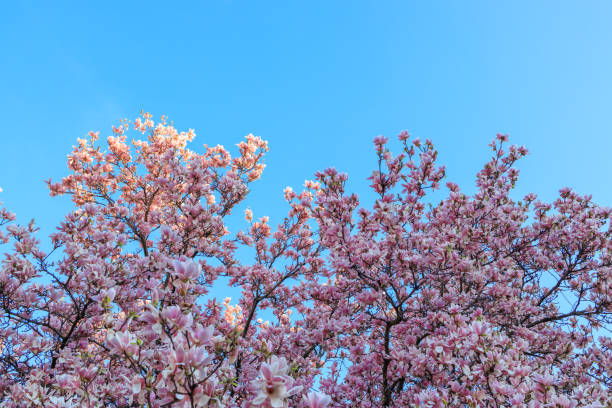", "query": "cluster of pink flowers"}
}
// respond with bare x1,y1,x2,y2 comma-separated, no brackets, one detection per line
0,114,609,407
